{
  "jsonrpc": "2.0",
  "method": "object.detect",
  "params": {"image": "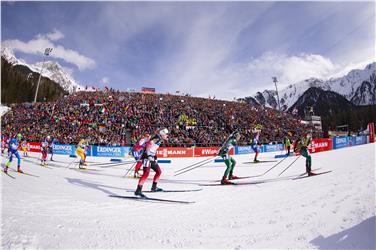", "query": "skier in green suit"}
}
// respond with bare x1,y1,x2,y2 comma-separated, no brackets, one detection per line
296,132,316,176
218,131,241,185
